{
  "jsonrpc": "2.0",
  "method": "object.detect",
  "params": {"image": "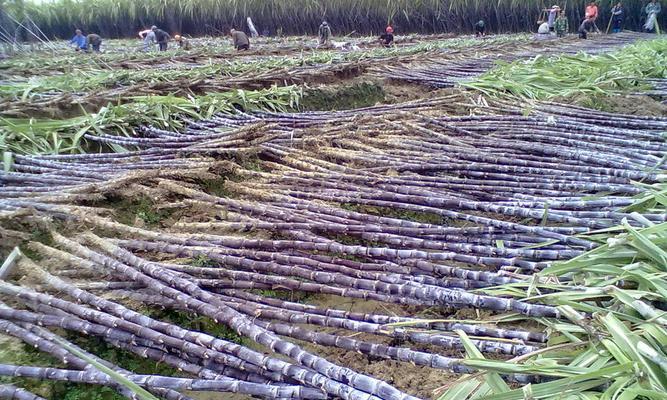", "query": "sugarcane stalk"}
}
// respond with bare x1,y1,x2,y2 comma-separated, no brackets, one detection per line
0,364,325,398
0,384,46,400
50,233,419,400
